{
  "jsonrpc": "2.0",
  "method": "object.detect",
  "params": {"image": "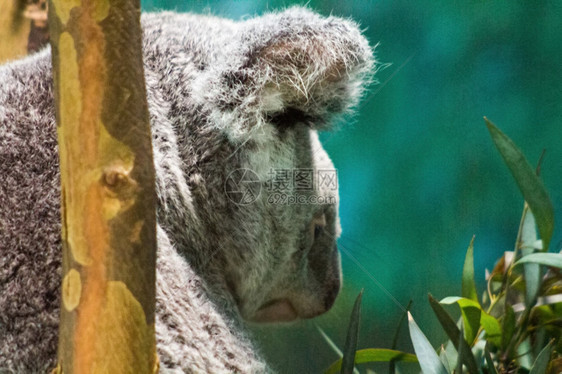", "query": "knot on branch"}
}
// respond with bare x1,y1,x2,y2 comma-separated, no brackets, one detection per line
102,166,138,198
